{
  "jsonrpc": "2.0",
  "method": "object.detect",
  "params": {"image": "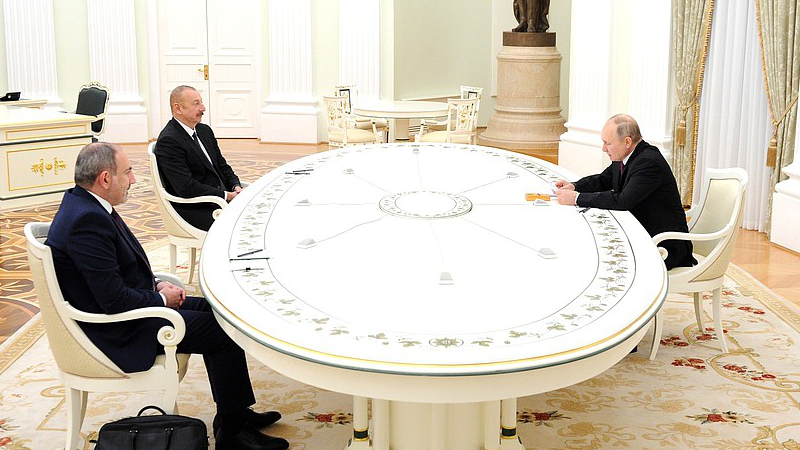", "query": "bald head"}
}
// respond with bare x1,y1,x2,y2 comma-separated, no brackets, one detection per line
607,114,642,144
